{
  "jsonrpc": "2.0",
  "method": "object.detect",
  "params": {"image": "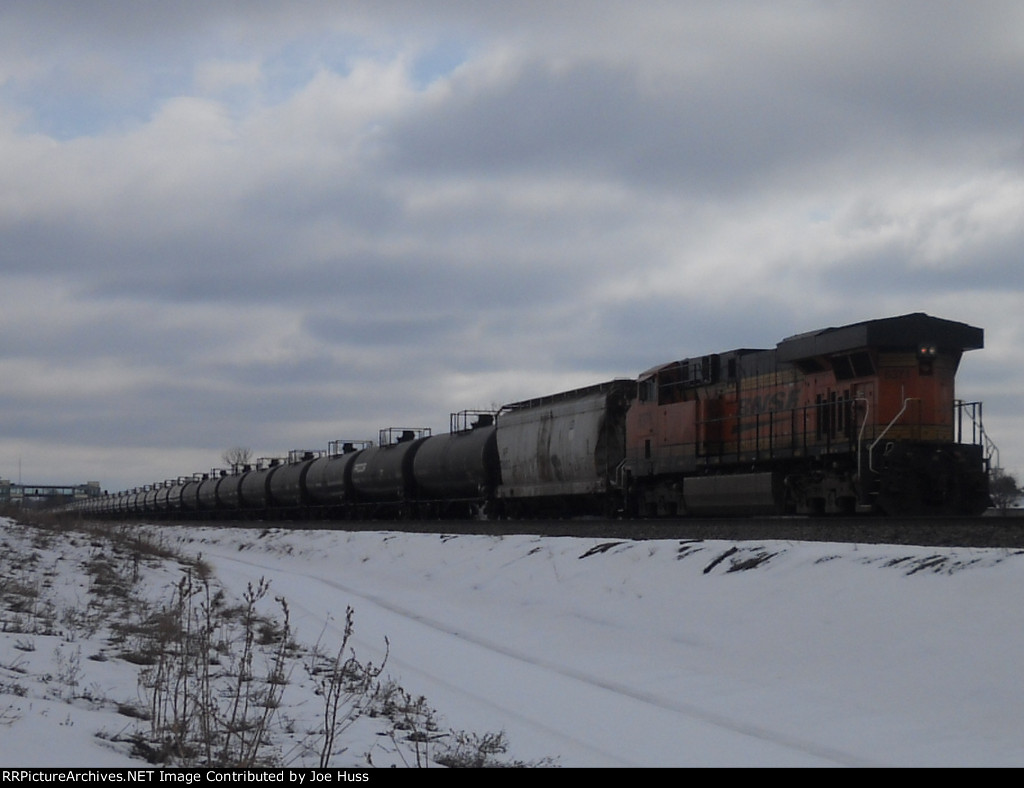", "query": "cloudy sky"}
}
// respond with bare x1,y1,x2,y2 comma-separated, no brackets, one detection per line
2,1,1023,493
